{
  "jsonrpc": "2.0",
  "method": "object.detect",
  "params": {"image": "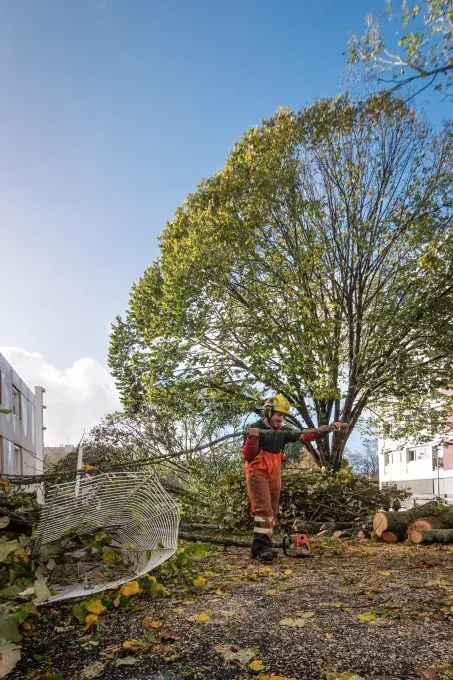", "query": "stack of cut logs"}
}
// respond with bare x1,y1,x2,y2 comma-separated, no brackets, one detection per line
373,504,453,544
179,505,453,546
